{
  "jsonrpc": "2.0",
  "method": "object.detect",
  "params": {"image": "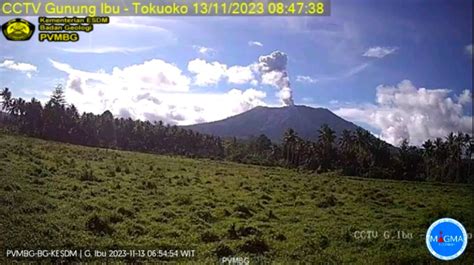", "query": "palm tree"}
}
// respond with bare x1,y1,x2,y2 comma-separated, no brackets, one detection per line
353,128,375,176
283,128,297,167
422,139,434,180
317,124,336,171
318,124,336,145
339,129,356,175
0,88,12,112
